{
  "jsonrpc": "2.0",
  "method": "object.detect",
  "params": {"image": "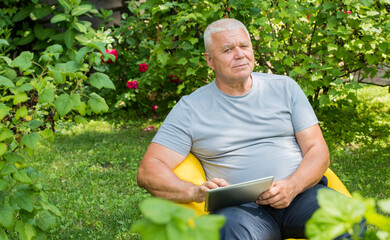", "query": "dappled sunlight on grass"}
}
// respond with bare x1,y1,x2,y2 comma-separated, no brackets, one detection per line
317,85,390,200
